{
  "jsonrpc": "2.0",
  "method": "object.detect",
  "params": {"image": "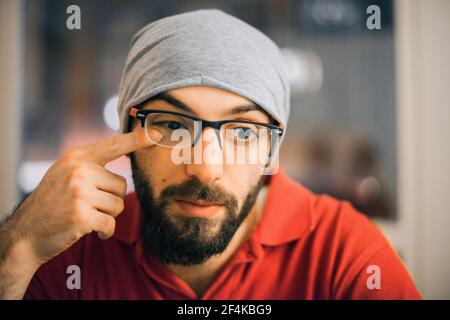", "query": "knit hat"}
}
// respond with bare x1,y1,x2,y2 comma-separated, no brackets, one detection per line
117,9,290,134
